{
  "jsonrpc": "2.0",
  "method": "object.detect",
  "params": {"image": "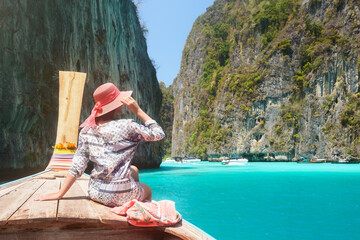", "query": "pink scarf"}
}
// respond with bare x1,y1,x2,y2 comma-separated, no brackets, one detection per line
111,200,182,227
